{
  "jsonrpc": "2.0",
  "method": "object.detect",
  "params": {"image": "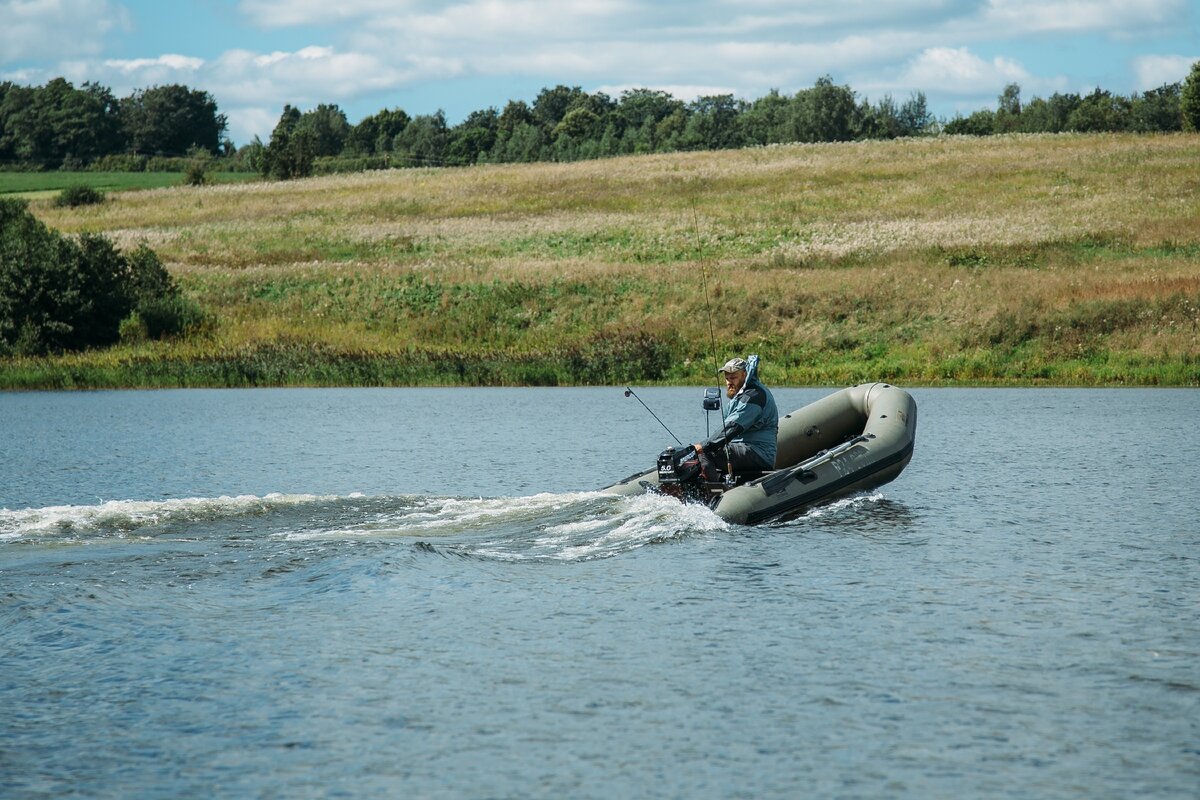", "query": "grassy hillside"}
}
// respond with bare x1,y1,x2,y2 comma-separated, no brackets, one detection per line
5,133,1199,388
